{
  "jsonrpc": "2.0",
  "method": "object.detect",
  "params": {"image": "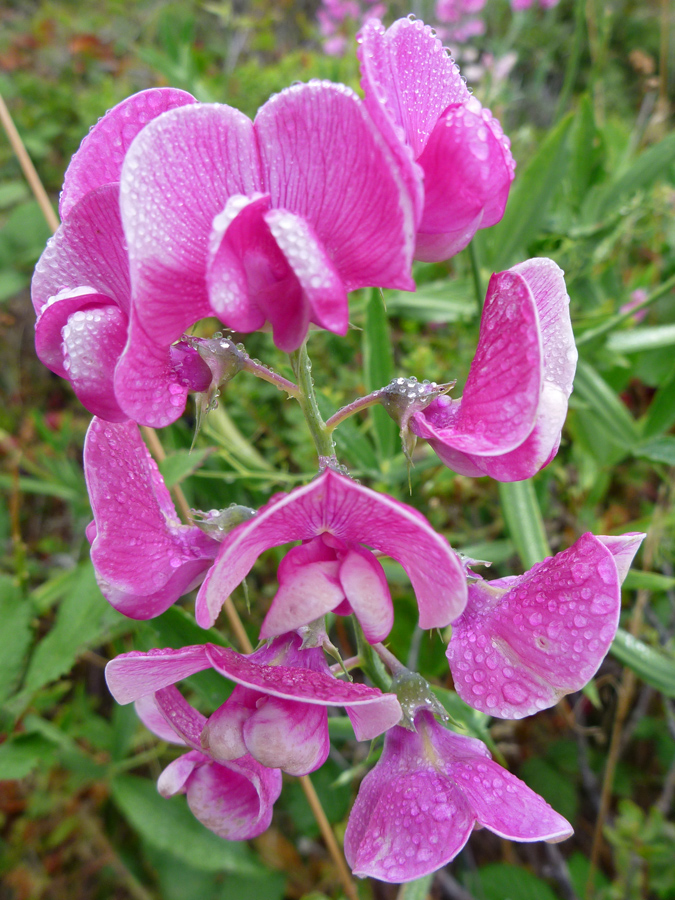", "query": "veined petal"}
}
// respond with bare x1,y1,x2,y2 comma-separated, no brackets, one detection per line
255,80,415,291
598,532,645,582
106,646,211,704
338,545,393,644
33,184,129,316
259,559,345,640
448,533,623,718
60,88,197,219
196,469,466,629
86,418,219,618
135,694,185,745
243,696,330,776
155,685,207,750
